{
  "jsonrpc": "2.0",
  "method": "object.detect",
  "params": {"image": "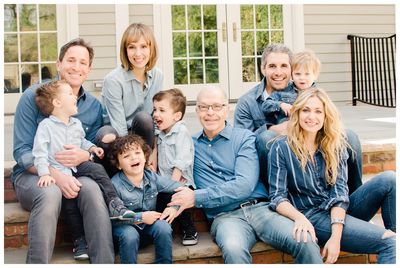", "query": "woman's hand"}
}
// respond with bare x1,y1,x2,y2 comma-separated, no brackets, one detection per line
322,236,341,263
292,215,317,243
